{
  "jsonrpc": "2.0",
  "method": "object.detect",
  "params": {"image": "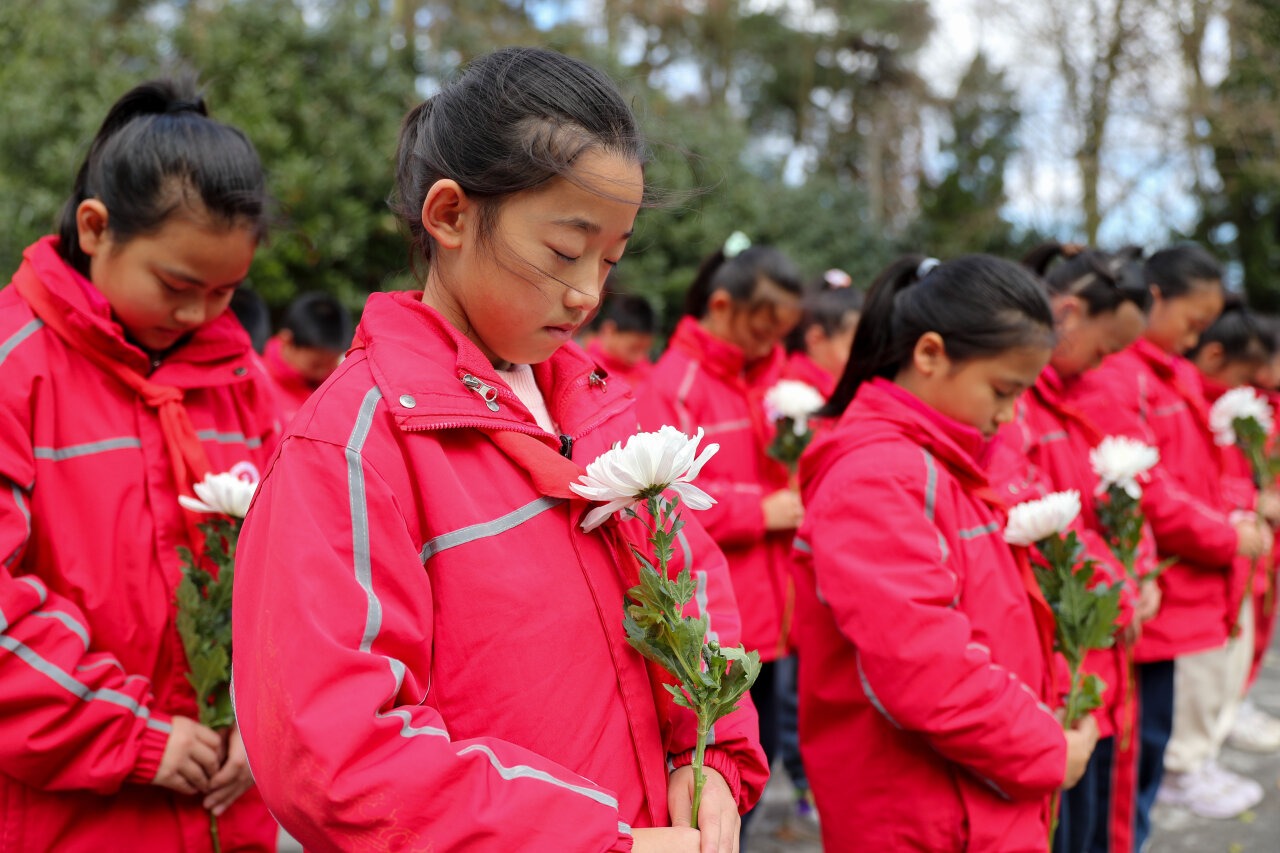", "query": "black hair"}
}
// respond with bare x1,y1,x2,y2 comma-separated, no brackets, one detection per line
229,287,271,354
56,75,267,278
785,275,864,354
391,47,646,268
1021,241,1152,316
593,292,657,335
683,243,803,318
821,254,1055,417
1146,243,1223,298
280,291,354,352
1186,297,1276,364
